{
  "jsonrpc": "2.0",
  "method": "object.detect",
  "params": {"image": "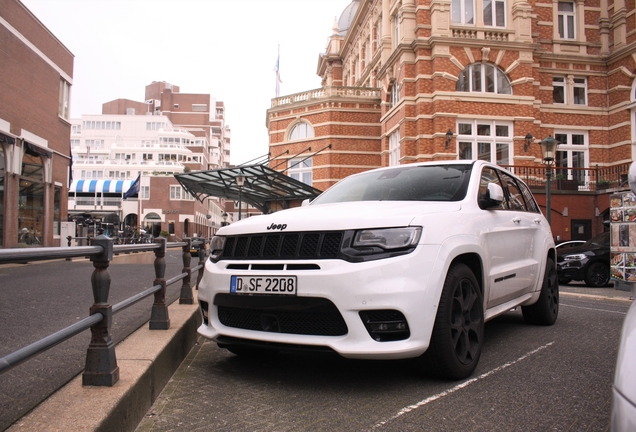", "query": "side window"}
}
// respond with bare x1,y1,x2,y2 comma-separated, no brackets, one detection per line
519,181,540,213
479,167,506,210
498,171,527,211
